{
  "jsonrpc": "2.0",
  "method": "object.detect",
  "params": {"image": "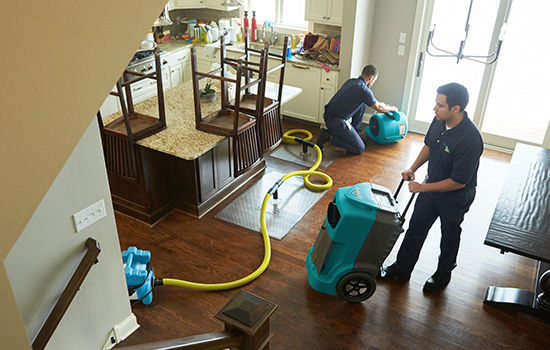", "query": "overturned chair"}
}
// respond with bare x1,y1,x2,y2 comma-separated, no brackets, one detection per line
190,42,270,176
228,34,289,153
96,47,167,181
